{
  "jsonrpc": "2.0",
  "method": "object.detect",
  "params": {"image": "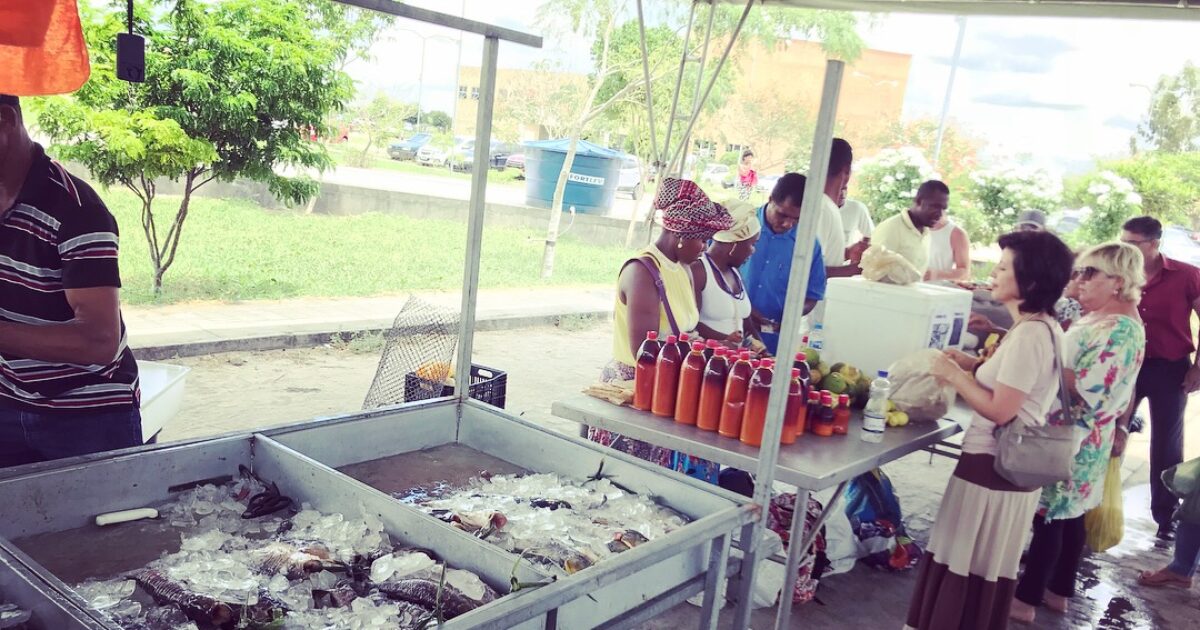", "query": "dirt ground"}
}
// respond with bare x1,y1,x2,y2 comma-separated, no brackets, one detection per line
157,322,1200,629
